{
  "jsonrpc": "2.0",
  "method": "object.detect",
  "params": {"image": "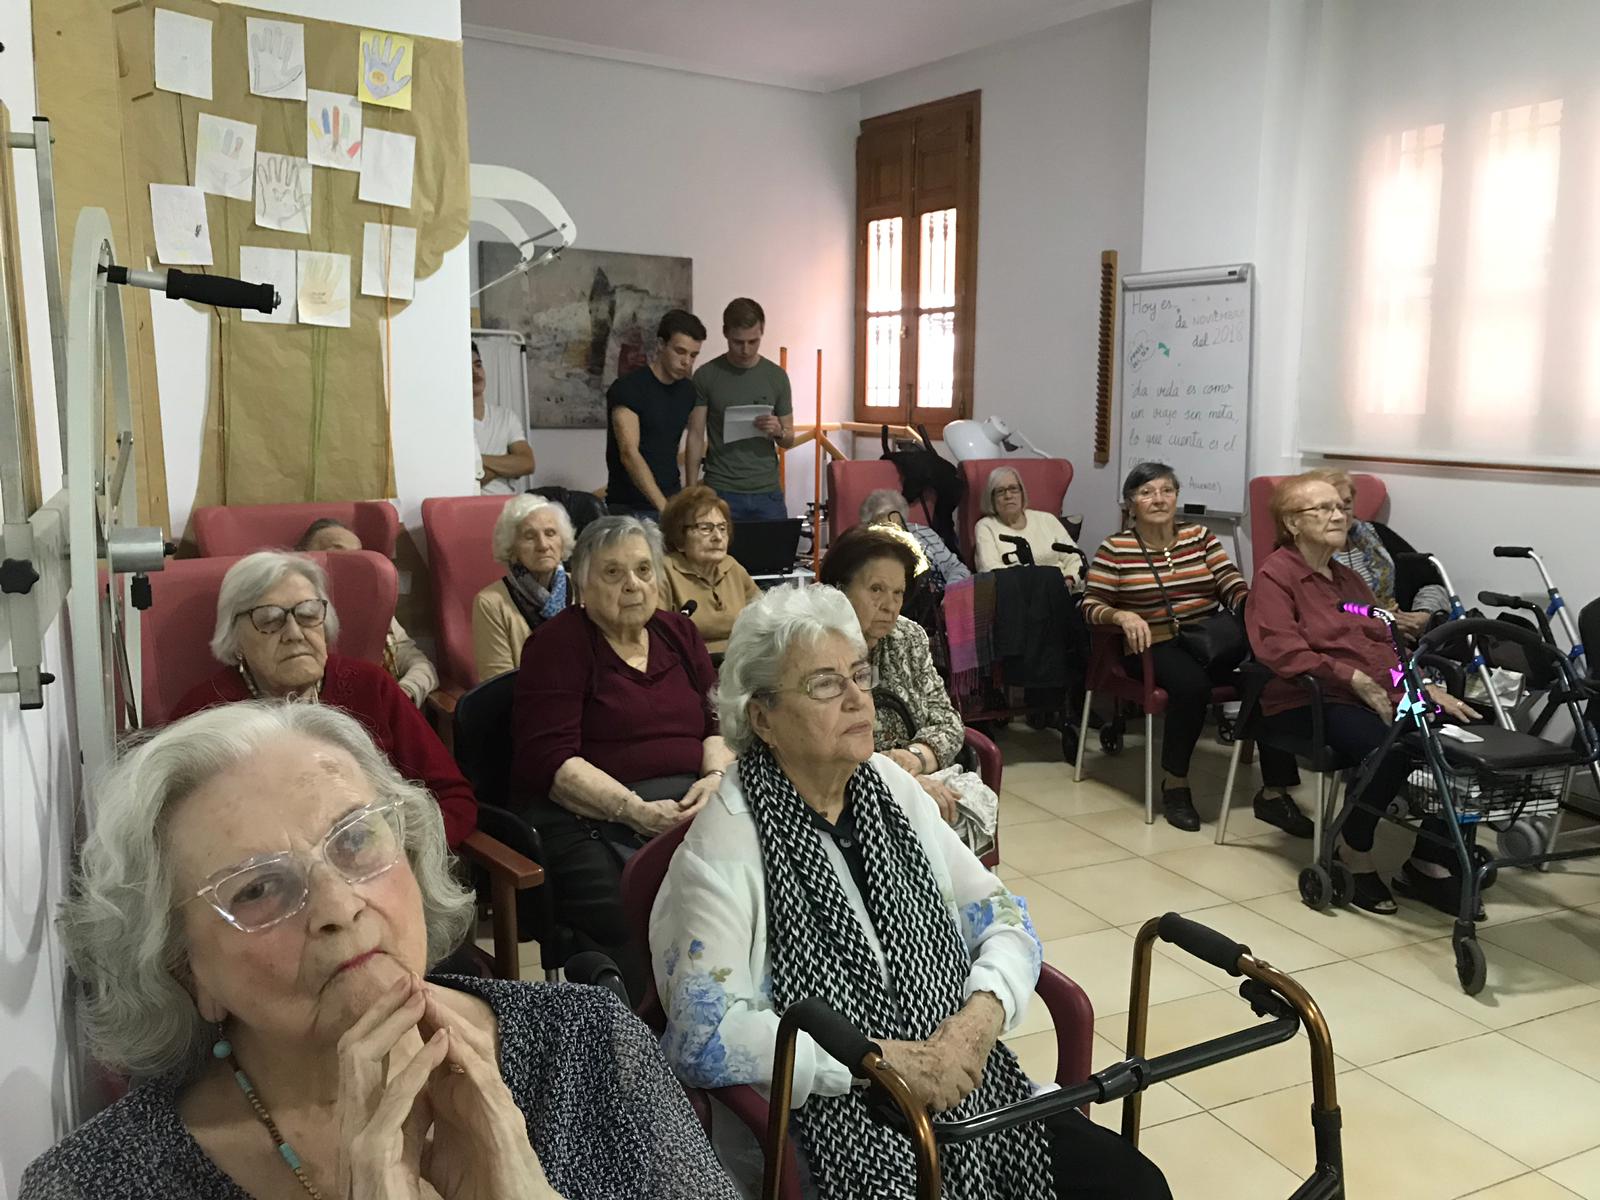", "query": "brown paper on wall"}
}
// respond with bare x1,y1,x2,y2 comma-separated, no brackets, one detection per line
48,0,469,524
